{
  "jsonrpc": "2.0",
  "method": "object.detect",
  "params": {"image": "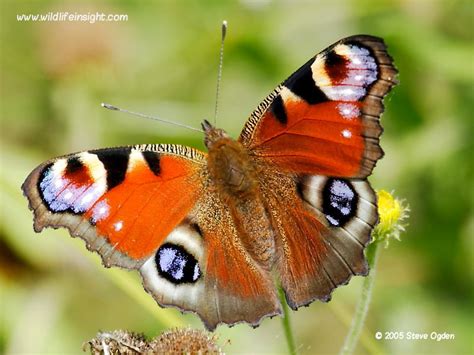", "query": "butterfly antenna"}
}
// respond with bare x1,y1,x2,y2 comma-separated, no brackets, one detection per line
101,103,204,133
213,20,227,126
